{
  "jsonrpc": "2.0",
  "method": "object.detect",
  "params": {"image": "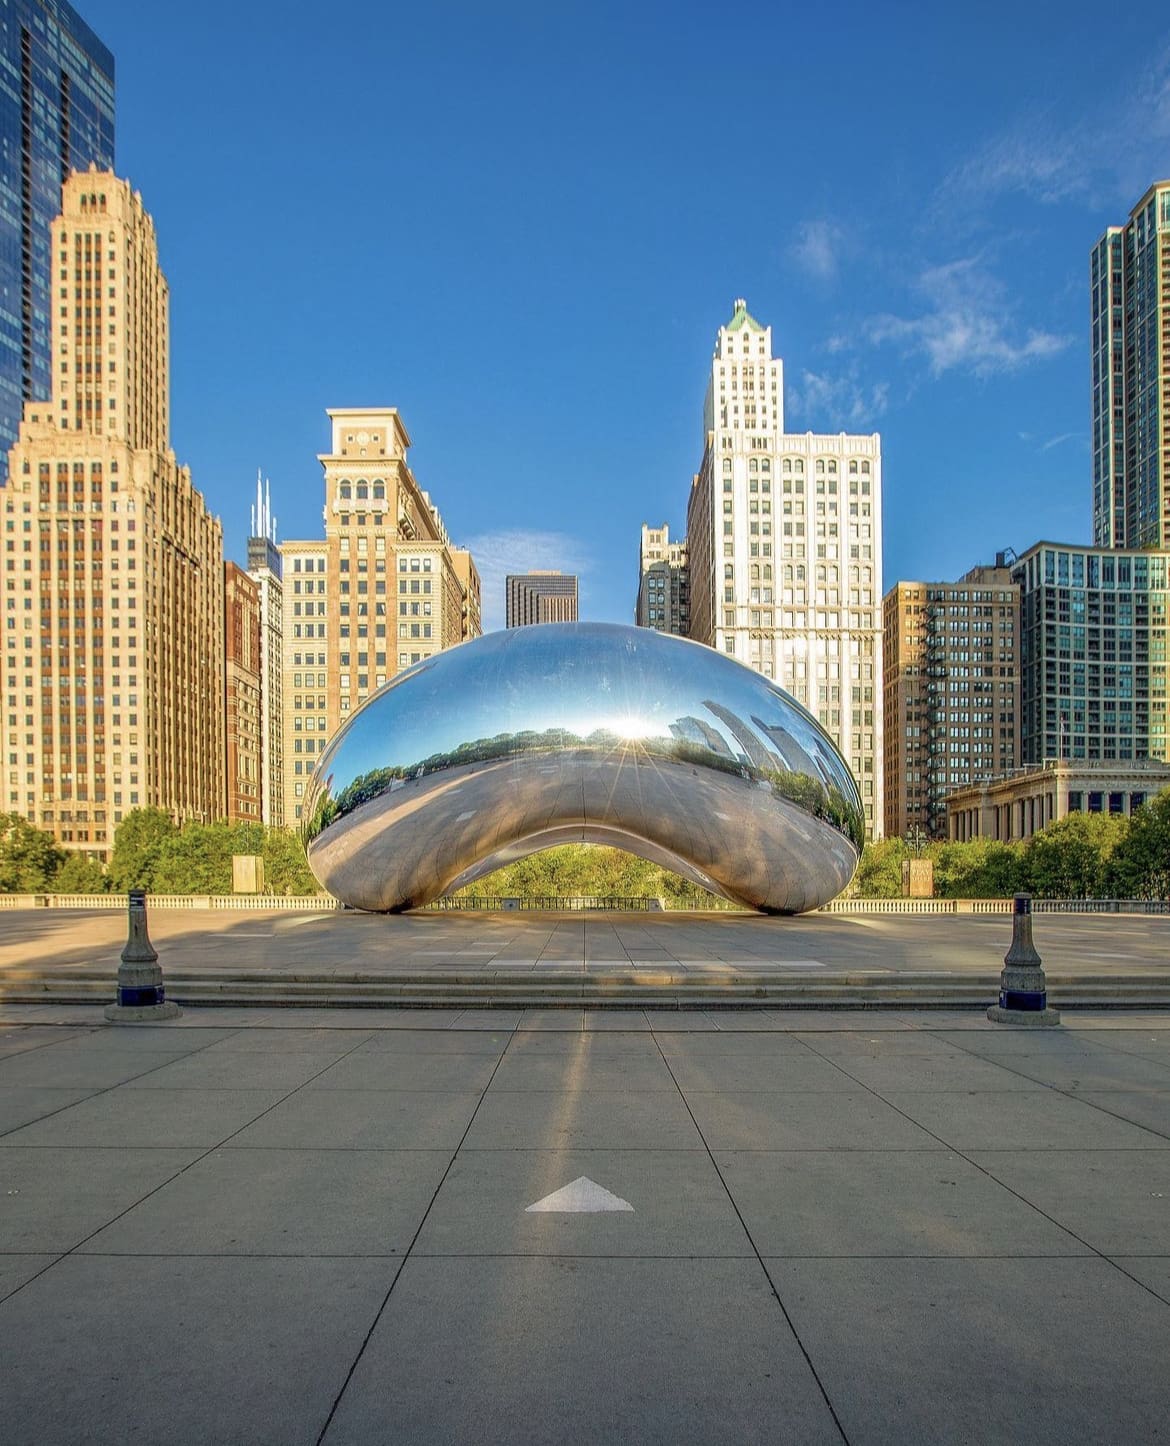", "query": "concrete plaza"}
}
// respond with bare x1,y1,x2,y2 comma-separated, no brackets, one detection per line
1,1002,1168,1443
1,907,1168,1007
